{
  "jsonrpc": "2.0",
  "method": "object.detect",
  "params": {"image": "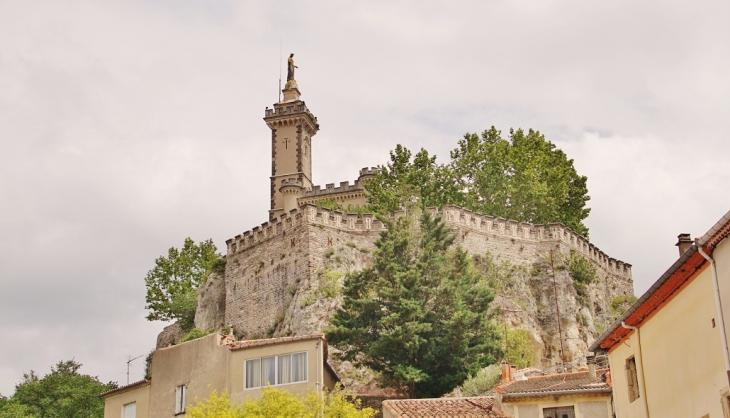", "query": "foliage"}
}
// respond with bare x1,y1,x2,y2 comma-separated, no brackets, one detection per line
566,252,597,294
185,385,375,418
365,128,591,237
145,237,224,331
327,212,502,398
179,327,216,344
500,327,537,369
460,364,502,397
0,360,116,418
365,145,458,215
472,252,515,292
611,295,638,314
